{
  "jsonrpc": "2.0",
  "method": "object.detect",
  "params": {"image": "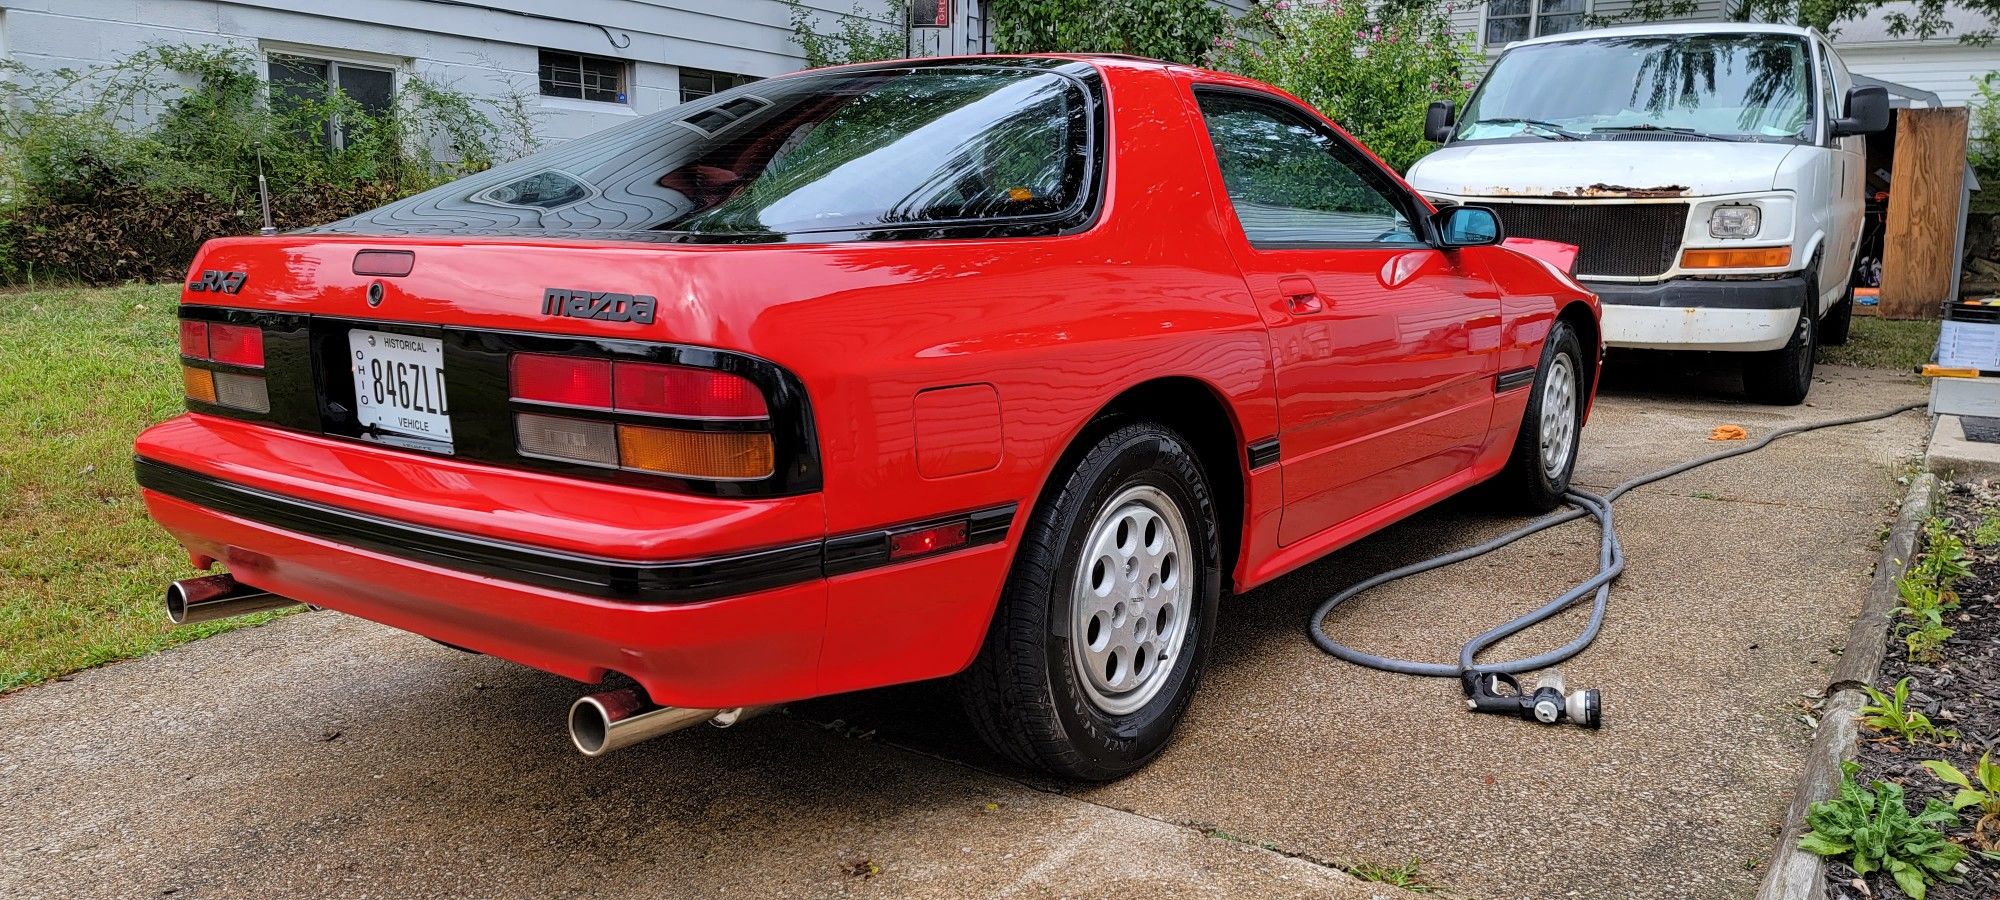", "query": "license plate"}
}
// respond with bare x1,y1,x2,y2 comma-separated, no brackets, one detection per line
349,329,452,447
